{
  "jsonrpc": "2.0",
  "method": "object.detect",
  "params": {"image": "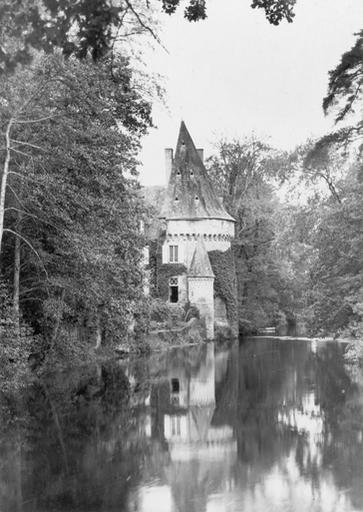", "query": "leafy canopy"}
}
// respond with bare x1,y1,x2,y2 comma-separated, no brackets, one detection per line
323,29,363,124
0,53,152,341
0,0,297,73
